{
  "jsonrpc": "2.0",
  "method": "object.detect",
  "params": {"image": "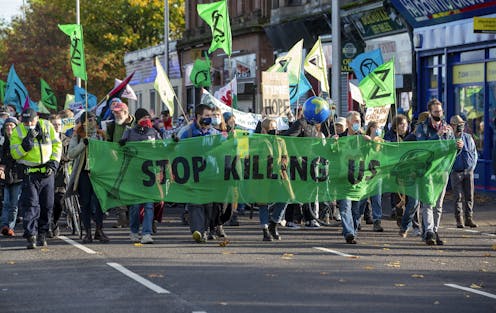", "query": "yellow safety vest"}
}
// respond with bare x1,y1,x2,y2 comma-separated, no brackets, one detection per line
10,119,62,168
